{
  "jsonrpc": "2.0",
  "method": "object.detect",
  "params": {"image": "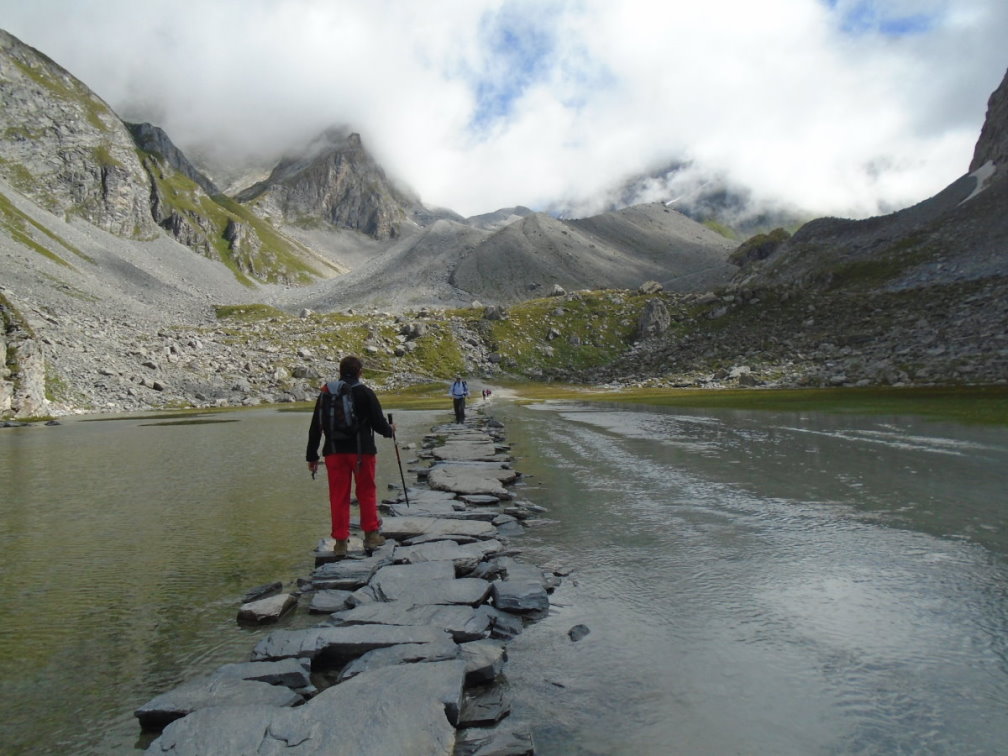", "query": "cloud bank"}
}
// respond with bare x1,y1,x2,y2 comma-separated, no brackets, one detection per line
2,0,1006,219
